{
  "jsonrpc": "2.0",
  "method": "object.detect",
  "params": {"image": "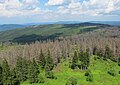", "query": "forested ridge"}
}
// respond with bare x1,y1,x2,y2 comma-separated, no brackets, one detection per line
0,22,114,43
0,24,120,85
